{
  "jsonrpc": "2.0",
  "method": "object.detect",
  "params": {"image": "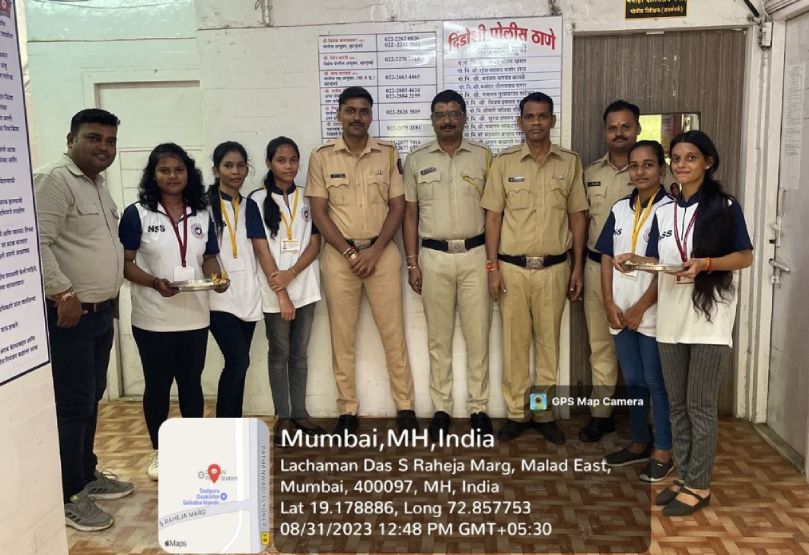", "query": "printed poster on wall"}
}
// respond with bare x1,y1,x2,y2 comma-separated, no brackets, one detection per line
318,33,438,156
443,17,563,154
0,1,49,386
